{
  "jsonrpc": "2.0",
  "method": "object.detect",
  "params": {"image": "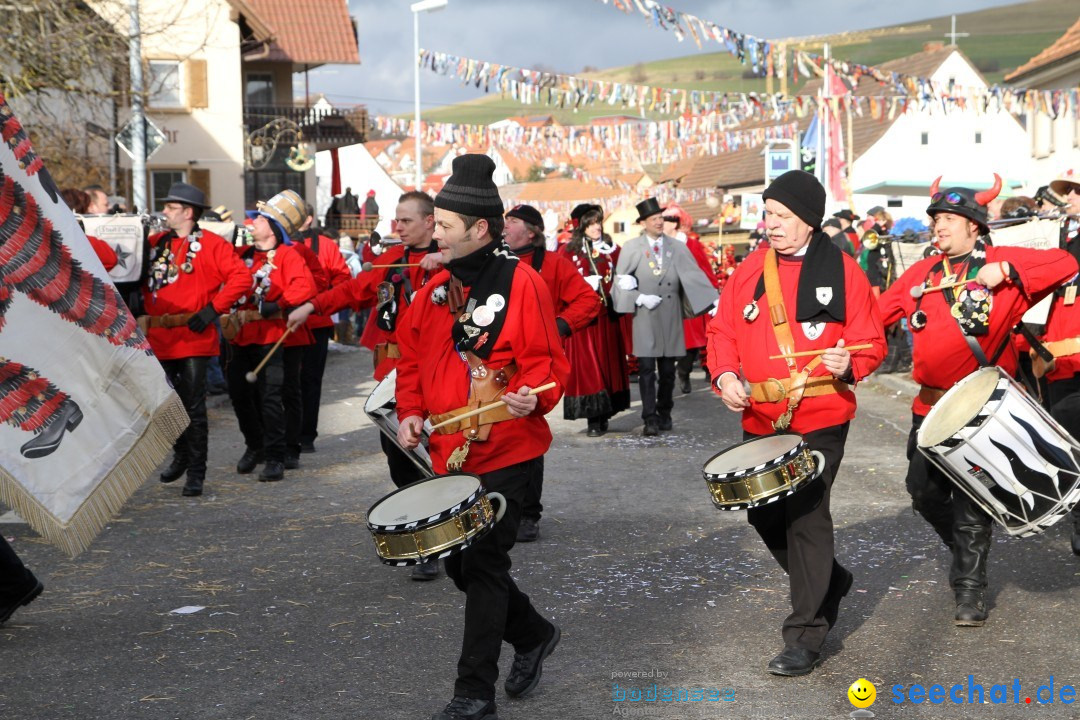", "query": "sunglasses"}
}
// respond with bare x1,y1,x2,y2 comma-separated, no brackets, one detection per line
662,216,680,222
931,191,966,205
